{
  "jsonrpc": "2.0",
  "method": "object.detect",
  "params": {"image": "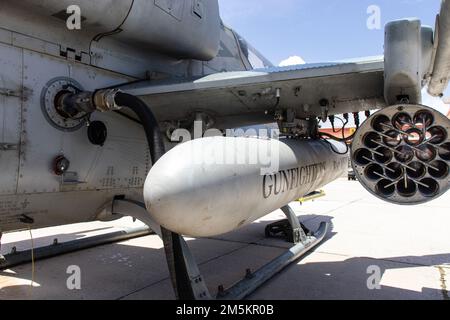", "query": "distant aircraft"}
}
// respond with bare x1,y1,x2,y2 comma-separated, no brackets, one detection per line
0,0,449,299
